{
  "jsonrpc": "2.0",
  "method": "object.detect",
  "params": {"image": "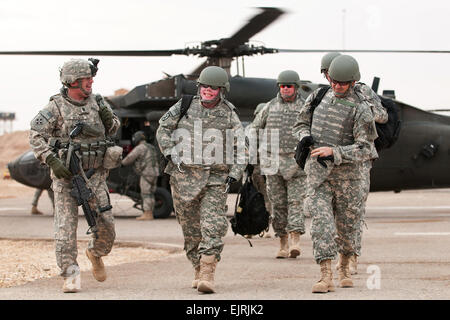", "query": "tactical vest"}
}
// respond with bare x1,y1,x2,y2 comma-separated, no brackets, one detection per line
175,97,236,171
50,94,112,170
265,94,304,154
311,90,363,179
